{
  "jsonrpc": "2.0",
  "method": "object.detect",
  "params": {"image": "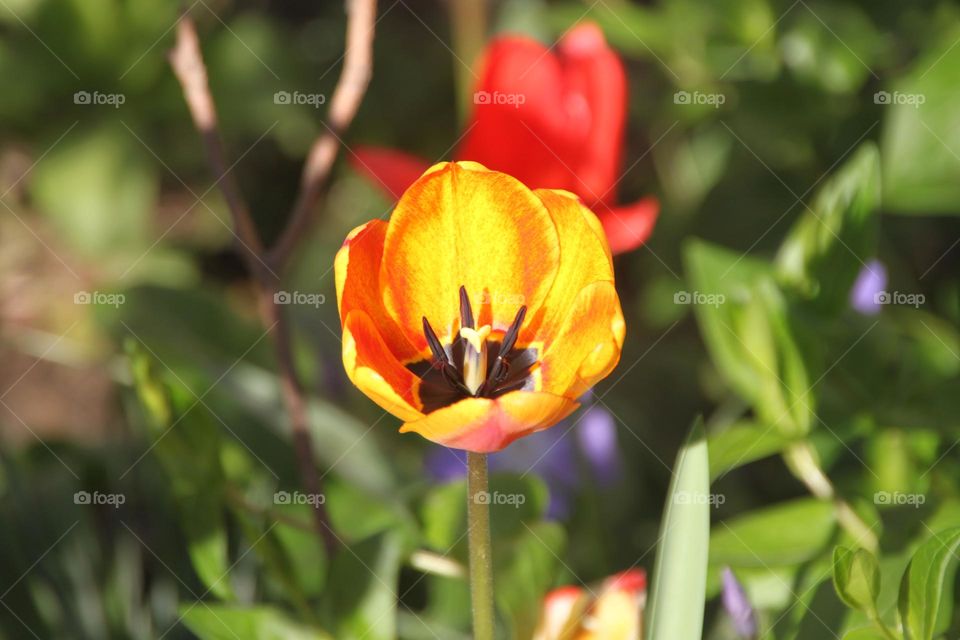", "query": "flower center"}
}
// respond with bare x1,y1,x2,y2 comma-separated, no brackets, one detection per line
459,324,492,394
412,286,534,411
